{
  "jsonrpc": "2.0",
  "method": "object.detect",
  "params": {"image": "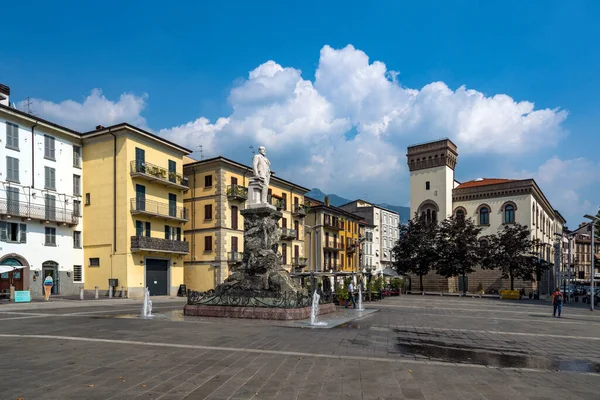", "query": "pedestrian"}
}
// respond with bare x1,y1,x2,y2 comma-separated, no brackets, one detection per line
345,281,356,309
552,287,563,318
43,274,53,301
